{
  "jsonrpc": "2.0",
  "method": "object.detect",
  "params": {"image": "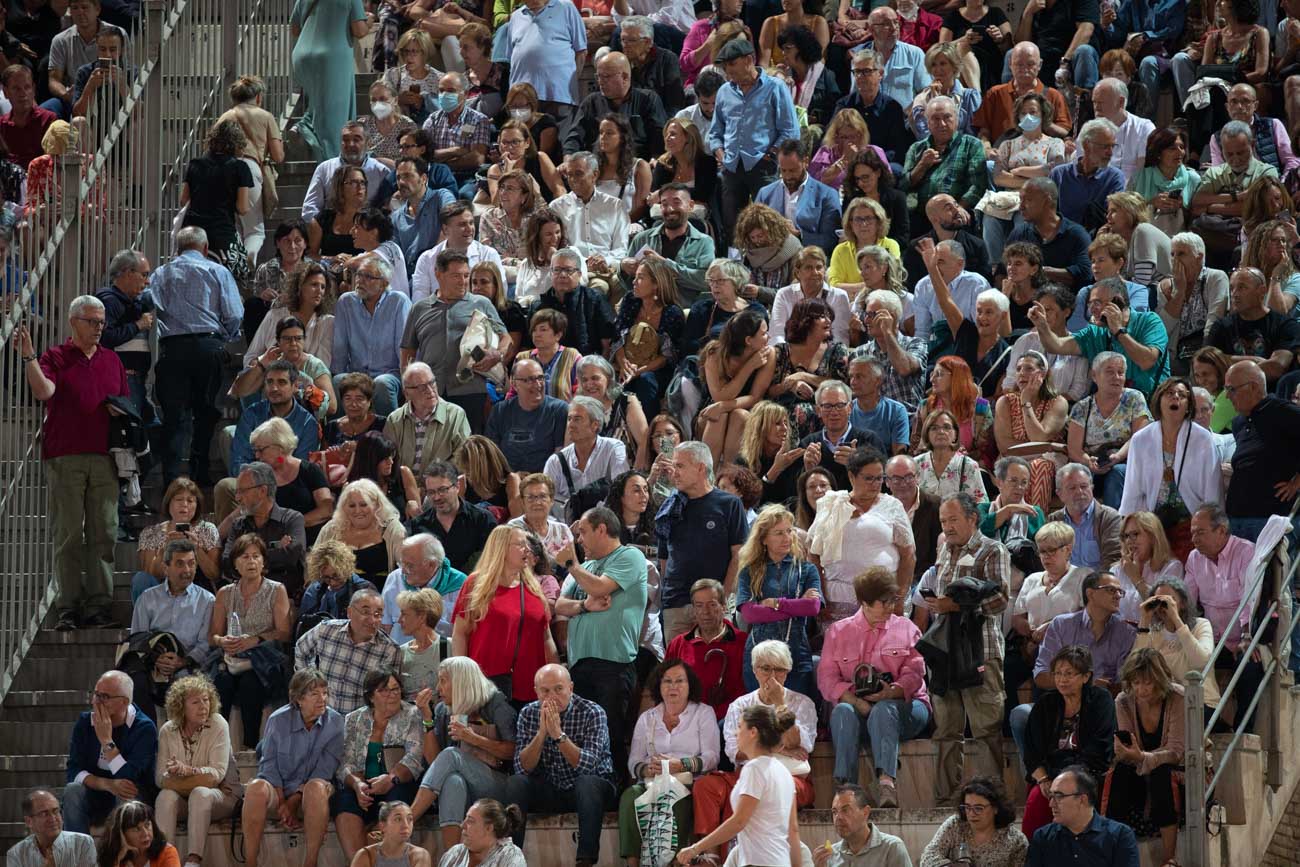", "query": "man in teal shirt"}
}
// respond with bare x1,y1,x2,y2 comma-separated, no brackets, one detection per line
1029,276,1169,397
555,506,648,781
